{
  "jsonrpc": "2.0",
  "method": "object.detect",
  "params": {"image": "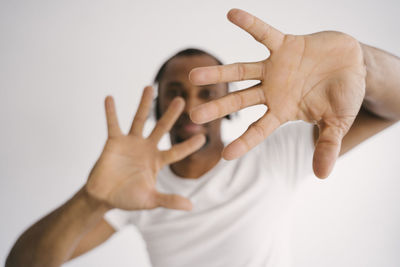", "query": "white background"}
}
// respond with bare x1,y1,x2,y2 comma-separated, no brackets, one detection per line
1,0,400,266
